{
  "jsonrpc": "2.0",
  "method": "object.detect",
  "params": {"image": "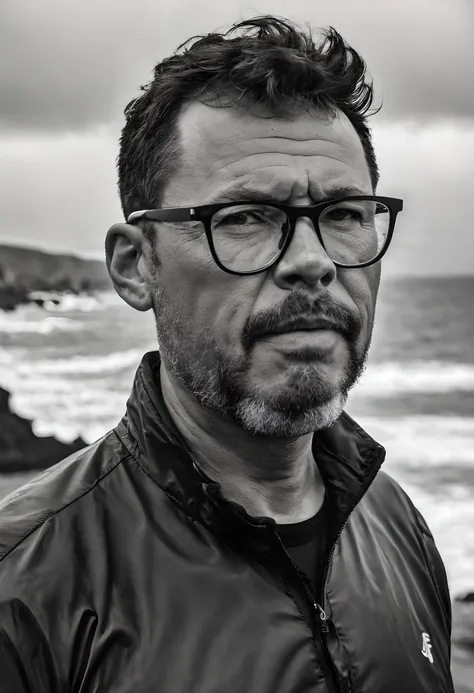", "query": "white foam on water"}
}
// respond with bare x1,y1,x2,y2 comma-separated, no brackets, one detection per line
356,415,474,467
42,294,104,313
0,345,155,443
357,360,474,395
0,314,83,334
12,347,153,376
27,291,120,313
2,375,128,443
